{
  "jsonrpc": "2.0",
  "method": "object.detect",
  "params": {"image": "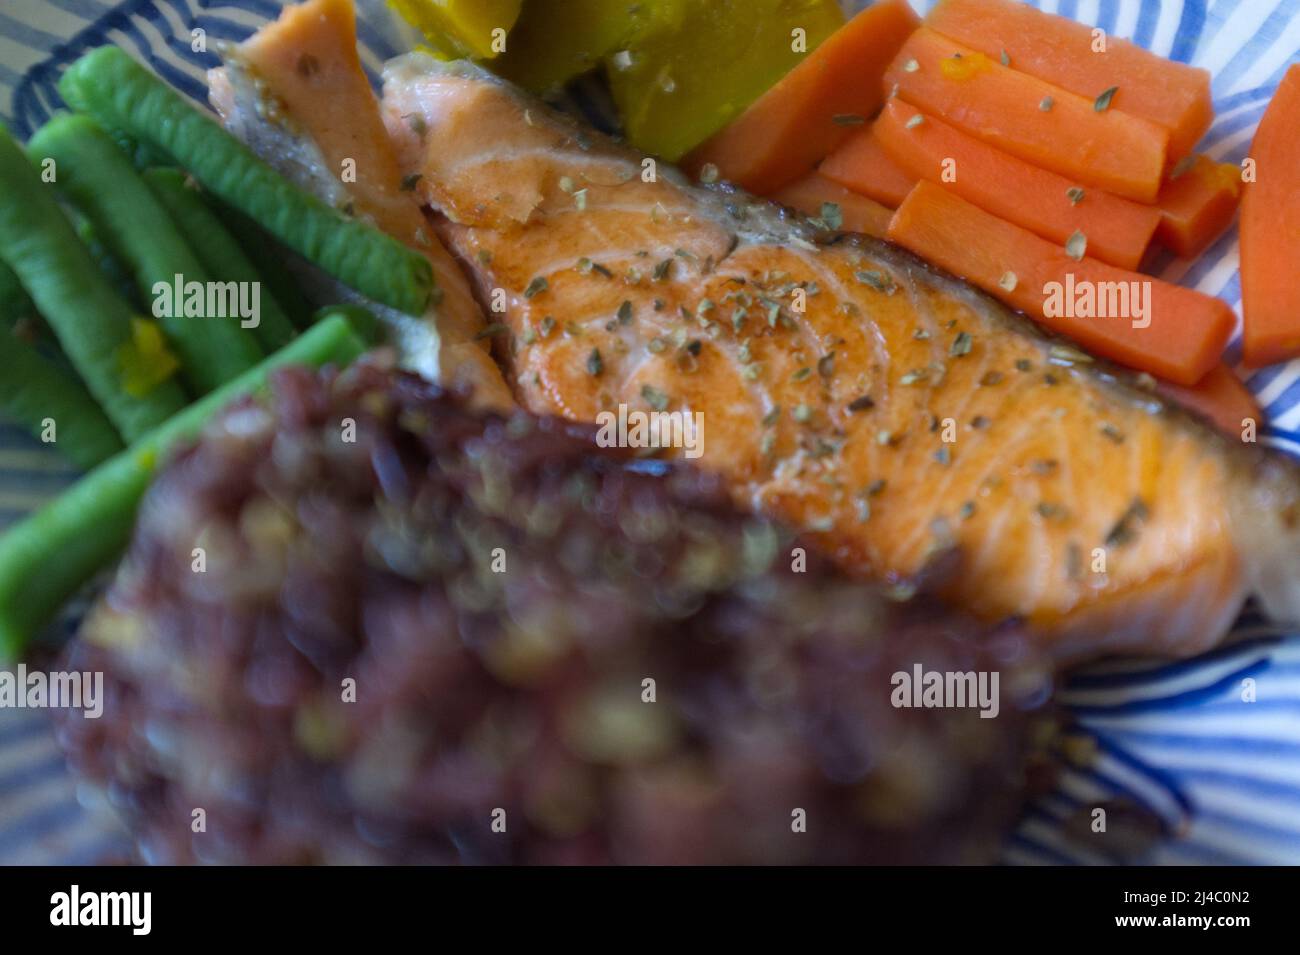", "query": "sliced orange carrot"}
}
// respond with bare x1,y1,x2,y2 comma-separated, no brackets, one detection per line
1155,155,1242,259
818,125,918,207
1240,64,1300,367
883,28,1169,203
1158,365,1260,437
873,99,1160,269
682,0,919,194
887,182,1233,385
926,0,1213,160
769,172,892,238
